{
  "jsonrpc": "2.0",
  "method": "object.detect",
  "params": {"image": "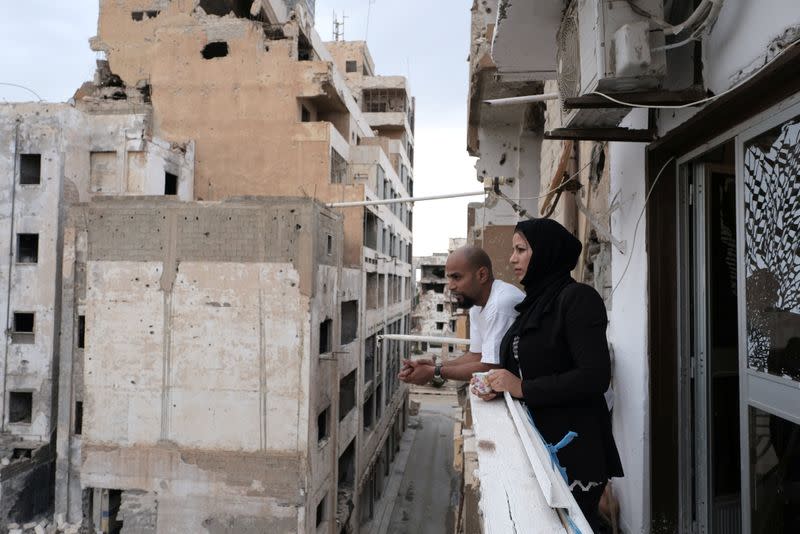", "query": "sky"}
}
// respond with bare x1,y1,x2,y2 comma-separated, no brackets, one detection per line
0,0,478,256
